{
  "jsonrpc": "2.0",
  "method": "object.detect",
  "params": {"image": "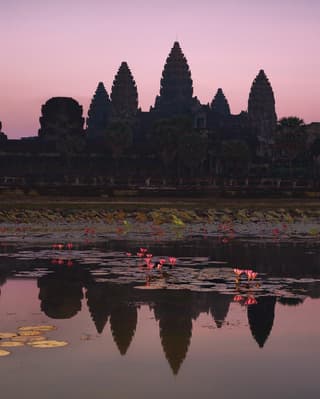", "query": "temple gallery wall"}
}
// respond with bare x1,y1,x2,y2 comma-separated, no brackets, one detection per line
1,42,320,194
